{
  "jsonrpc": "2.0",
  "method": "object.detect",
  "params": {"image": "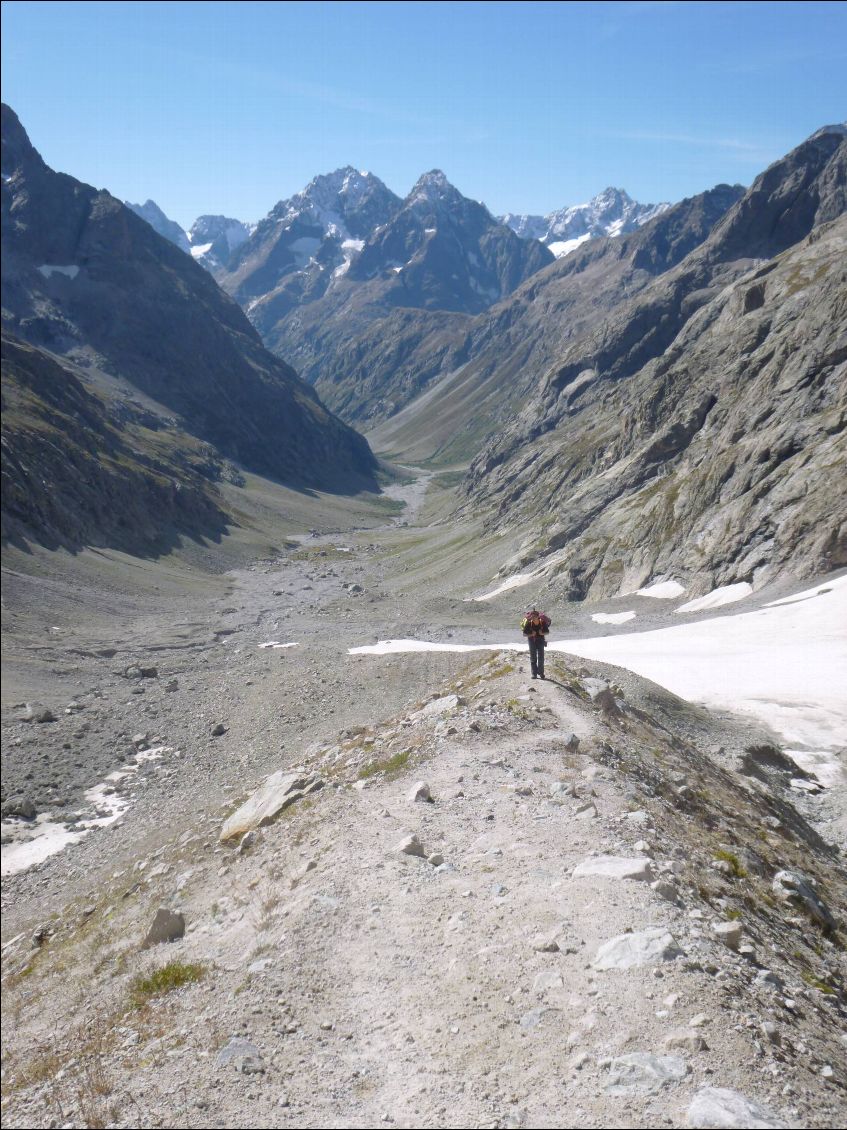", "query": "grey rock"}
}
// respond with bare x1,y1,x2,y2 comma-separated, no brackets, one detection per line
606,1052,688,1094
219,772,321,841
21,702,56,723
2,796,37,820
407,781,432,804
533,971,563,995
686,1086,789,1128
772,869,836,929
142,908,186,947
593,928,683,970
210,723,227,737
216,1037,264,1075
